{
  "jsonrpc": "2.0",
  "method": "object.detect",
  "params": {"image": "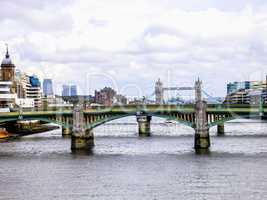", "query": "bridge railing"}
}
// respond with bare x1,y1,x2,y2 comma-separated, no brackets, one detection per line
7,103,267,115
